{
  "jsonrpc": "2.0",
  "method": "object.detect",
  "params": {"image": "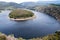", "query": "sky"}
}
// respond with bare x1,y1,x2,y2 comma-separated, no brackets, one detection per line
0,0,59,3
